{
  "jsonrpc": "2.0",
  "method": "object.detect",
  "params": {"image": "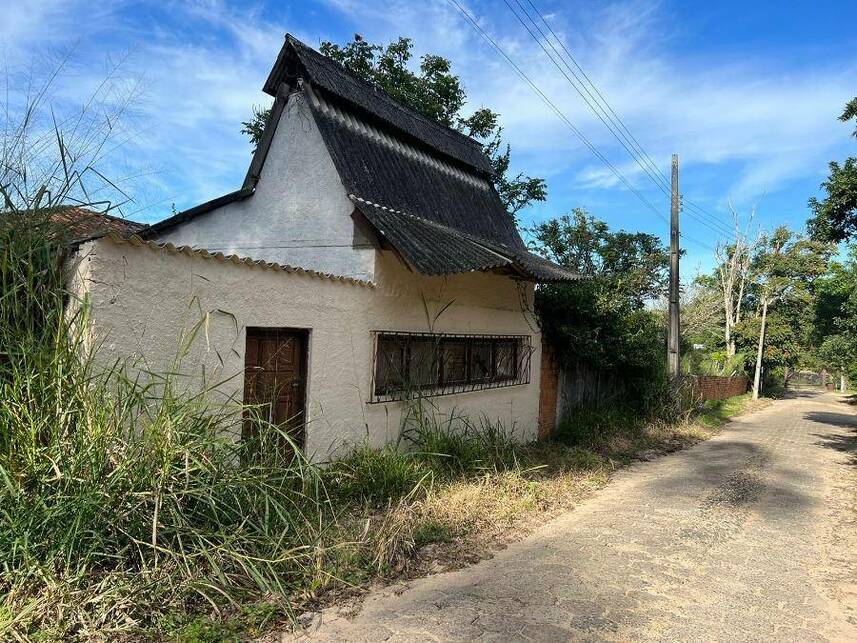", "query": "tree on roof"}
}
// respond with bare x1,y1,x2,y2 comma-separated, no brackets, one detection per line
242,35,546,217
